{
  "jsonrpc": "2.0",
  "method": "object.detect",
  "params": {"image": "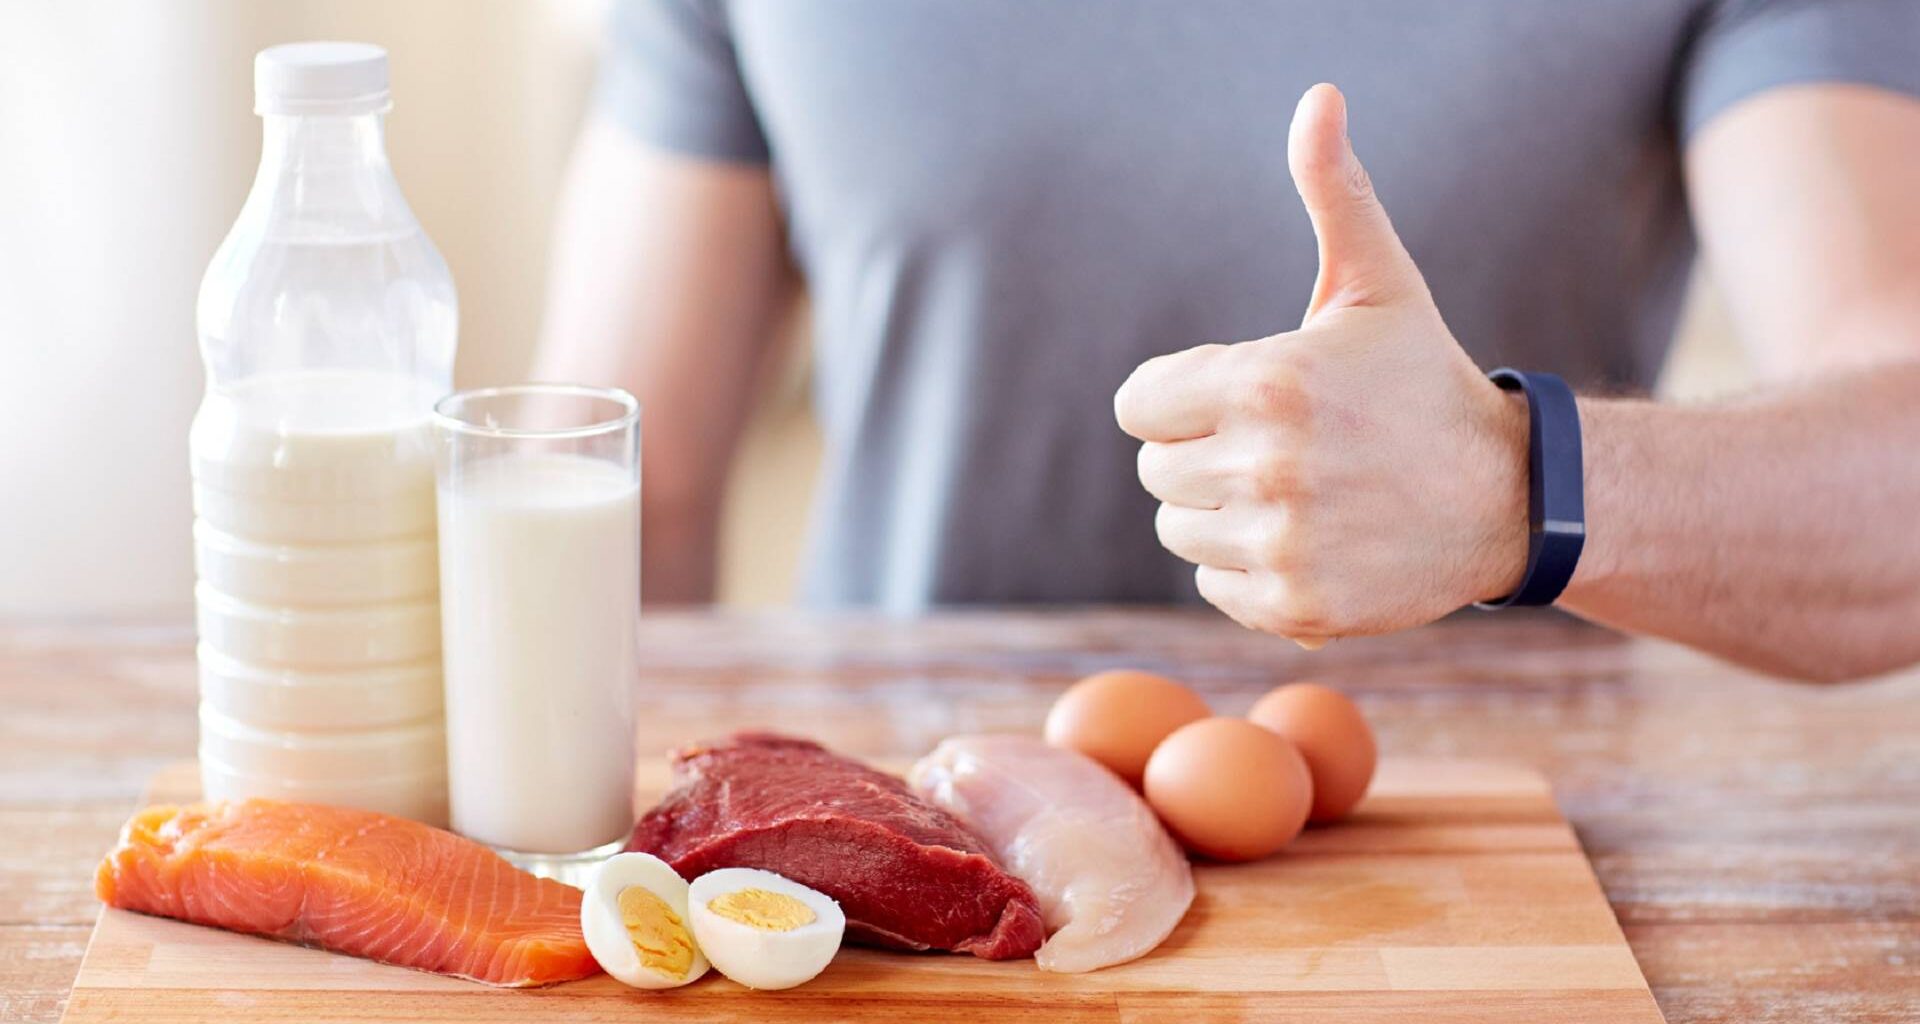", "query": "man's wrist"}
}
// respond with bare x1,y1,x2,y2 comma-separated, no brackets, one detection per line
1469,387,1532,604
1475,370,1590,608
1556,395,1616,603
